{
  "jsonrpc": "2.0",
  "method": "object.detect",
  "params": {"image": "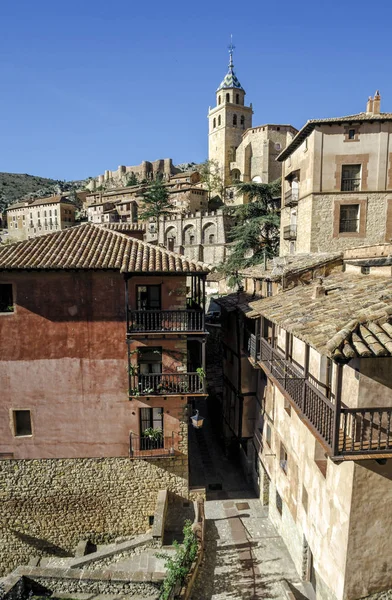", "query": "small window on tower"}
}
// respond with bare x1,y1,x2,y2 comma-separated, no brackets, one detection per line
233,114,237,127
236,93,239,104
226,93,230,103
218,95,221,105
240,115,245,128
213,118,216,129
218,115,221,126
